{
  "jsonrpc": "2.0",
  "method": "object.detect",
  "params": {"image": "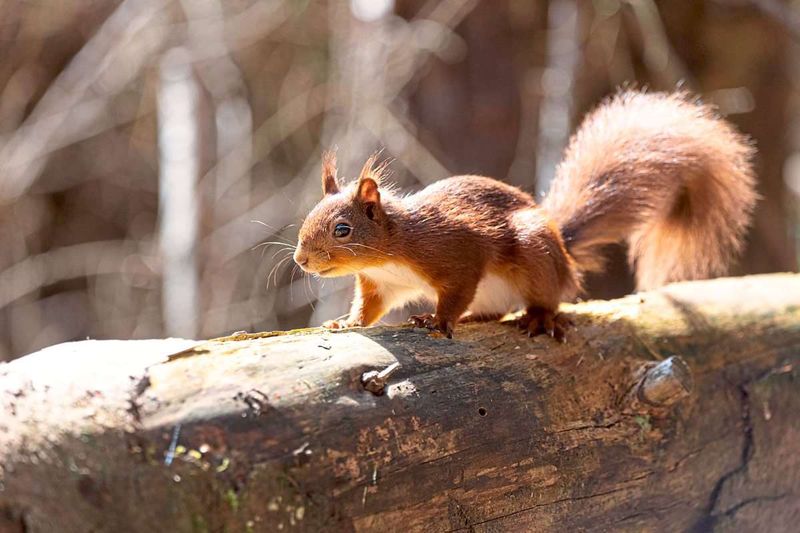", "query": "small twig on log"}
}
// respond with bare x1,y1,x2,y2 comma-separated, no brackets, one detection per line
292,442,313,467
163,423,182,466
361,362,401,396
